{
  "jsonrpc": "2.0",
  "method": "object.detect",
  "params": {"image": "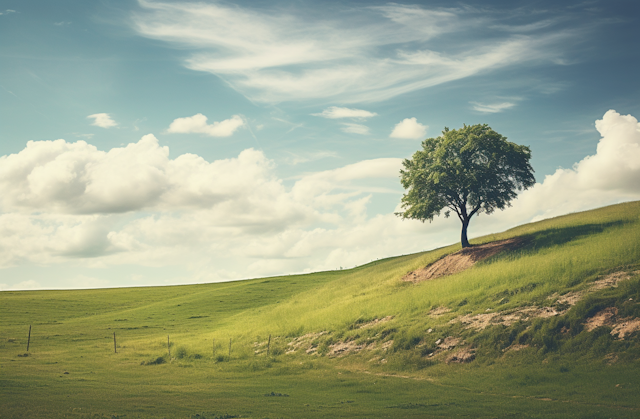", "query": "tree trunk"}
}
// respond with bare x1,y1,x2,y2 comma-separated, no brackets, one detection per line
461,218,470,248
